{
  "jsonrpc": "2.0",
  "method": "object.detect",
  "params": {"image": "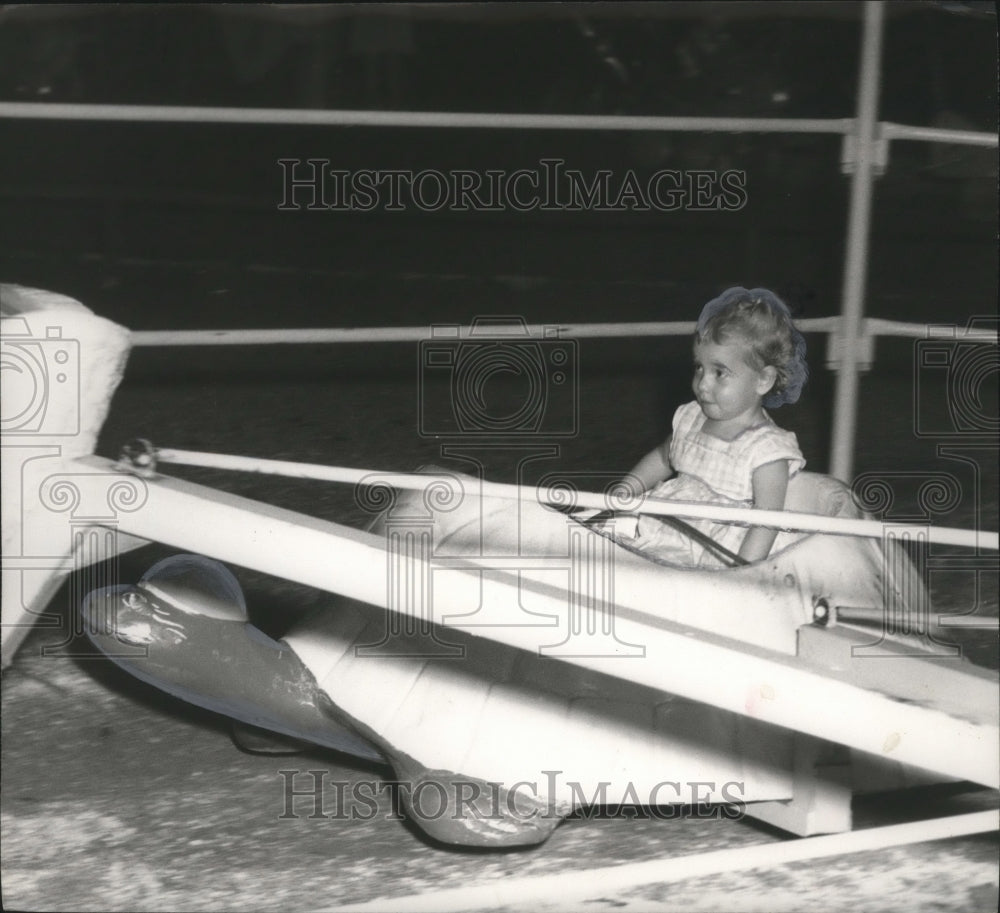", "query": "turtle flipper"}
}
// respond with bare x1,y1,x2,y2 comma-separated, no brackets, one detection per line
230,721,314,755
390,754,566,848
314,690,566,848
82,554,383,763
